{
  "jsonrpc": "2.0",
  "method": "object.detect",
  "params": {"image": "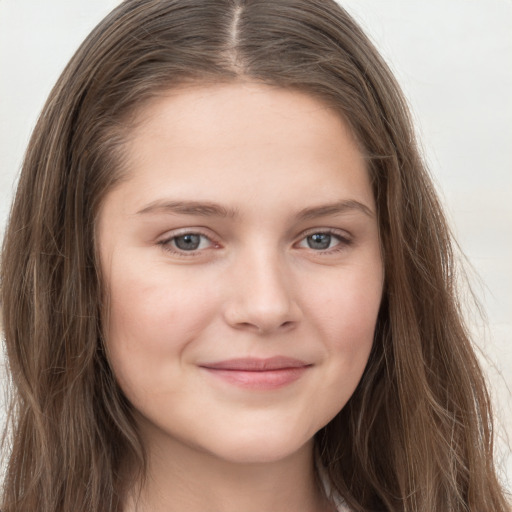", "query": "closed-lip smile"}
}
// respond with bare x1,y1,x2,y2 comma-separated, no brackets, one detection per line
199,356,312,389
